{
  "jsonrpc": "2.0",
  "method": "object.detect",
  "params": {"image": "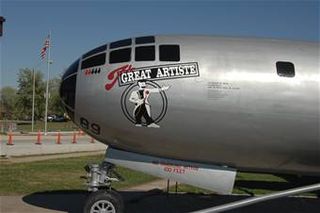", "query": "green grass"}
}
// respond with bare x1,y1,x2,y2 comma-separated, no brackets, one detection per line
171,172,285,195
233,172,286,195
173,184,212,194
172,173,318,196
1,154,318,197
17,121,78,133
0,155,157,195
